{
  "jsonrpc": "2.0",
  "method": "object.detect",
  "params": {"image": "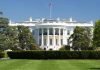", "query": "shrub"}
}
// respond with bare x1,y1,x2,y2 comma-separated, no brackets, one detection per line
59,45,70,50
0,51,5,58
7,51,100,59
